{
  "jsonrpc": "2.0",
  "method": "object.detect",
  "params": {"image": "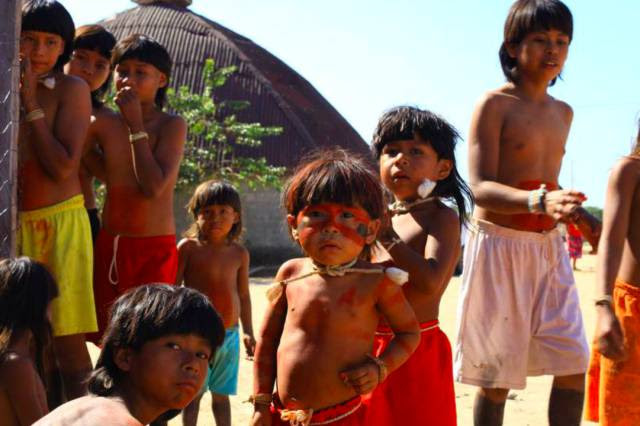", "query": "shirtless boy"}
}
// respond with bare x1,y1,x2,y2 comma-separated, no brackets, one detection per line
174,181,255,426
585,126,640,425
454,1,589,425
18,0,96,402
84,34,187,344
251,150,419,426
